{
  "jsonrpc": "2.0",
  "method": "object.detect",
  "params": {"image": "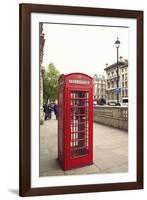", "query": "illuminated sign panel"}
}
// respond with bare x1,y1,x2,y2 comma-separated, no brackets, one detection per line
69,79,90,84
